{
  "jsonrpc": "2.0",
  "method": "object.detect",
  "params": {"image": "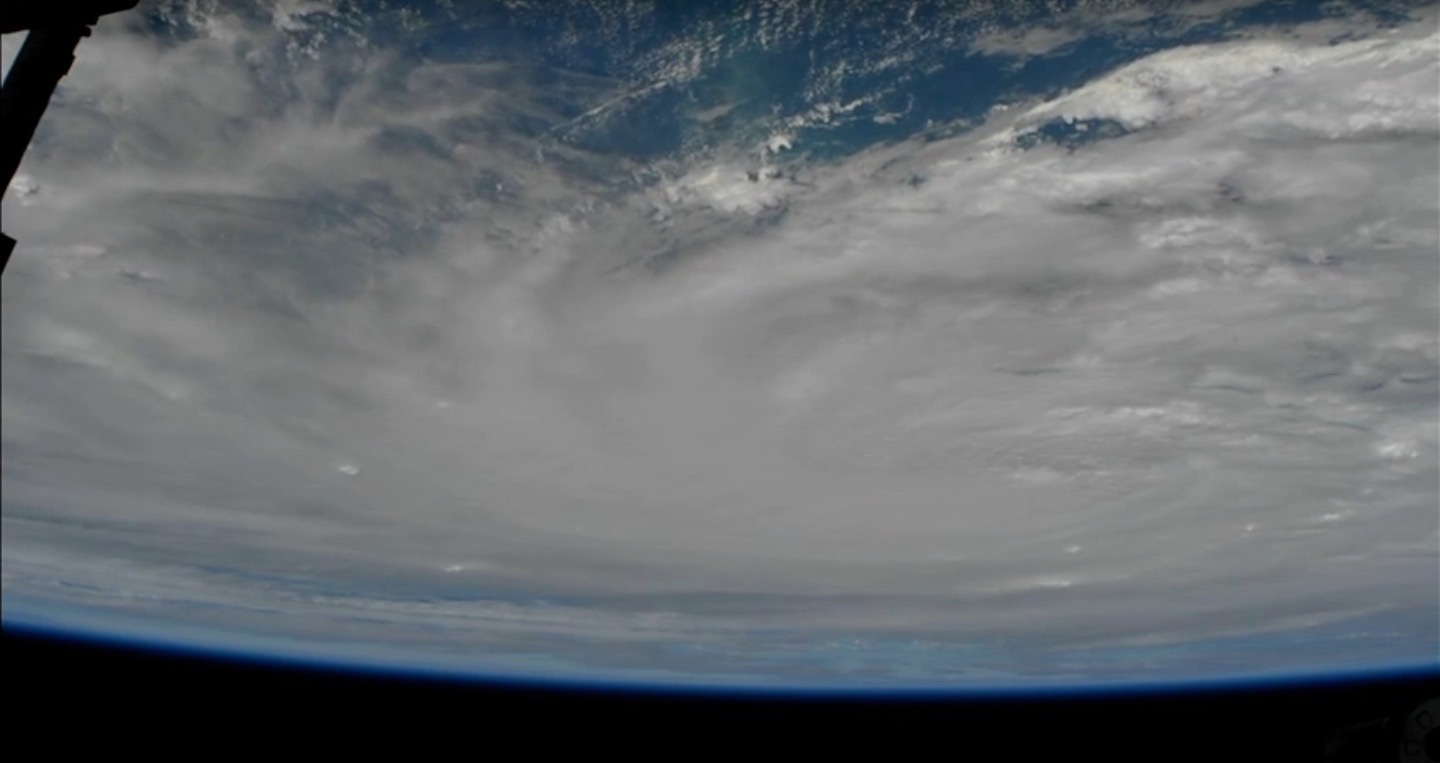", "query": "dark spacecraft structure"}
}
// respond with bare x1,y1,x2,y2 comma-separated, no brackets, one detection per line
1,1,139,273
